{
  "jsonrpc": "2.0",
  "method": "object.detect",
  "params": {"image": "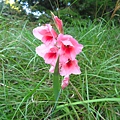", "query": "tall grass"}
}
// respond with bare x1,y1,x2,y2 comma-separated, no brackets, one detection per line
0,15,120,120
